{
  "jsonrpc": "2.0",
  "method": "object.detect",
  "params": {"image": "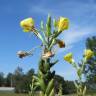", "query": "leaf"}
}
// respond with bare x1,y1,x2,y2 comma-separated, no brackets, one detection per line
41,21,47,40
39,91,45,96
49,88,54,96
45,79,54,95
37,32,46,45
44,63,50,72
83,86,86,95
77,68,82,77
49,38,56,50
46,15,51,37
38,70,44,78
41,21,44,30
50,60,59,67
34,81,40,86
53,19,57,28
38,78,46,92
74,81,79,89
33,75,38,81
